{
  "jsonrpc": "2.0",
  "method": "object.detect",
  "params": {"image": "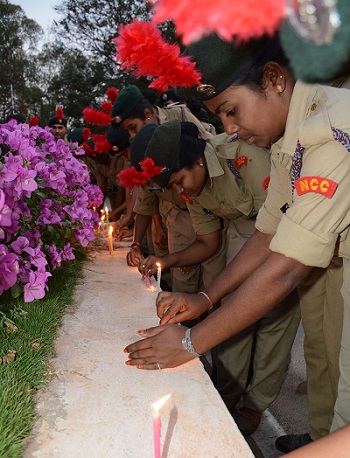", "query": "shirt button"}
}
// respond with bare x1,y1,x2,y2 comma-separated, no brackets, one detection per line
310,103,317,111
